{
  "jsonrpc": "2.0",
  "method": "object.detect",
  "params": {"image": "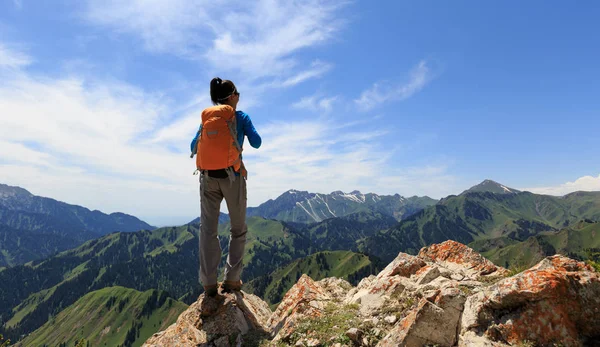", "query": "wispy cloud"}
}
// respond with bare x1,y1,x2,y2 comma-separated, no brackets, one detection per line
0,50,194,224
84,1,212,56
243,118,459,201
521,174,600,196
0,43,31,69
355,60,432,111
84,0,345,84
0,46,456,224
281,61,332,87
292,94,338,113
